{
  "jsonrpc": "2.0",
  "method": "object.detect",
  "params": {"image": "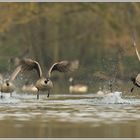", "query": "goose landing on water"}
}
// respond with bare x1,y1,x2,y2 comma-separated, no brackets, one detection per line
16,58,79,99
21,81,38,94
69,77,88,93
0,66,24,98
131,37,140,92
131,74,140,92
